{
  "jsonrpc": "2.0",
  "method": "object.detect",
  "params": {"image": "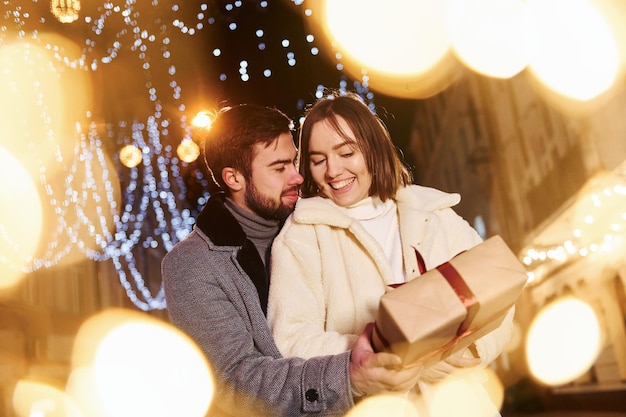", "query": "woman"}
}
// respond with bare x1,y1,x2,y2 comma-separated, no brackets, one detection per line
267,91,513,384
